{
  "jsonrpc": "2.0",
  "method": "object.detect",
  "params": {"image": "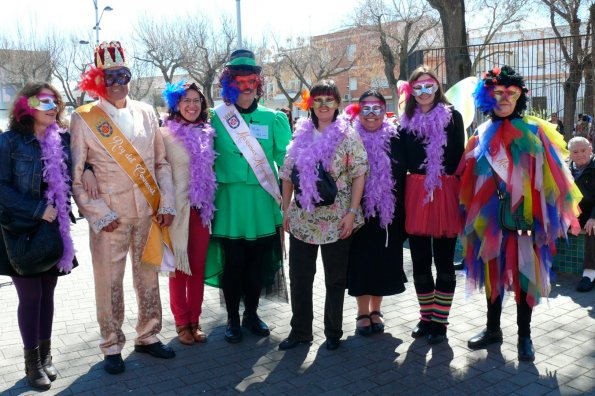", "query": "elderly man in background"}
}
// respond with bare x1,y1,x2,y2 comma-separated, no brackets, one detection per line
568,137,595,292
